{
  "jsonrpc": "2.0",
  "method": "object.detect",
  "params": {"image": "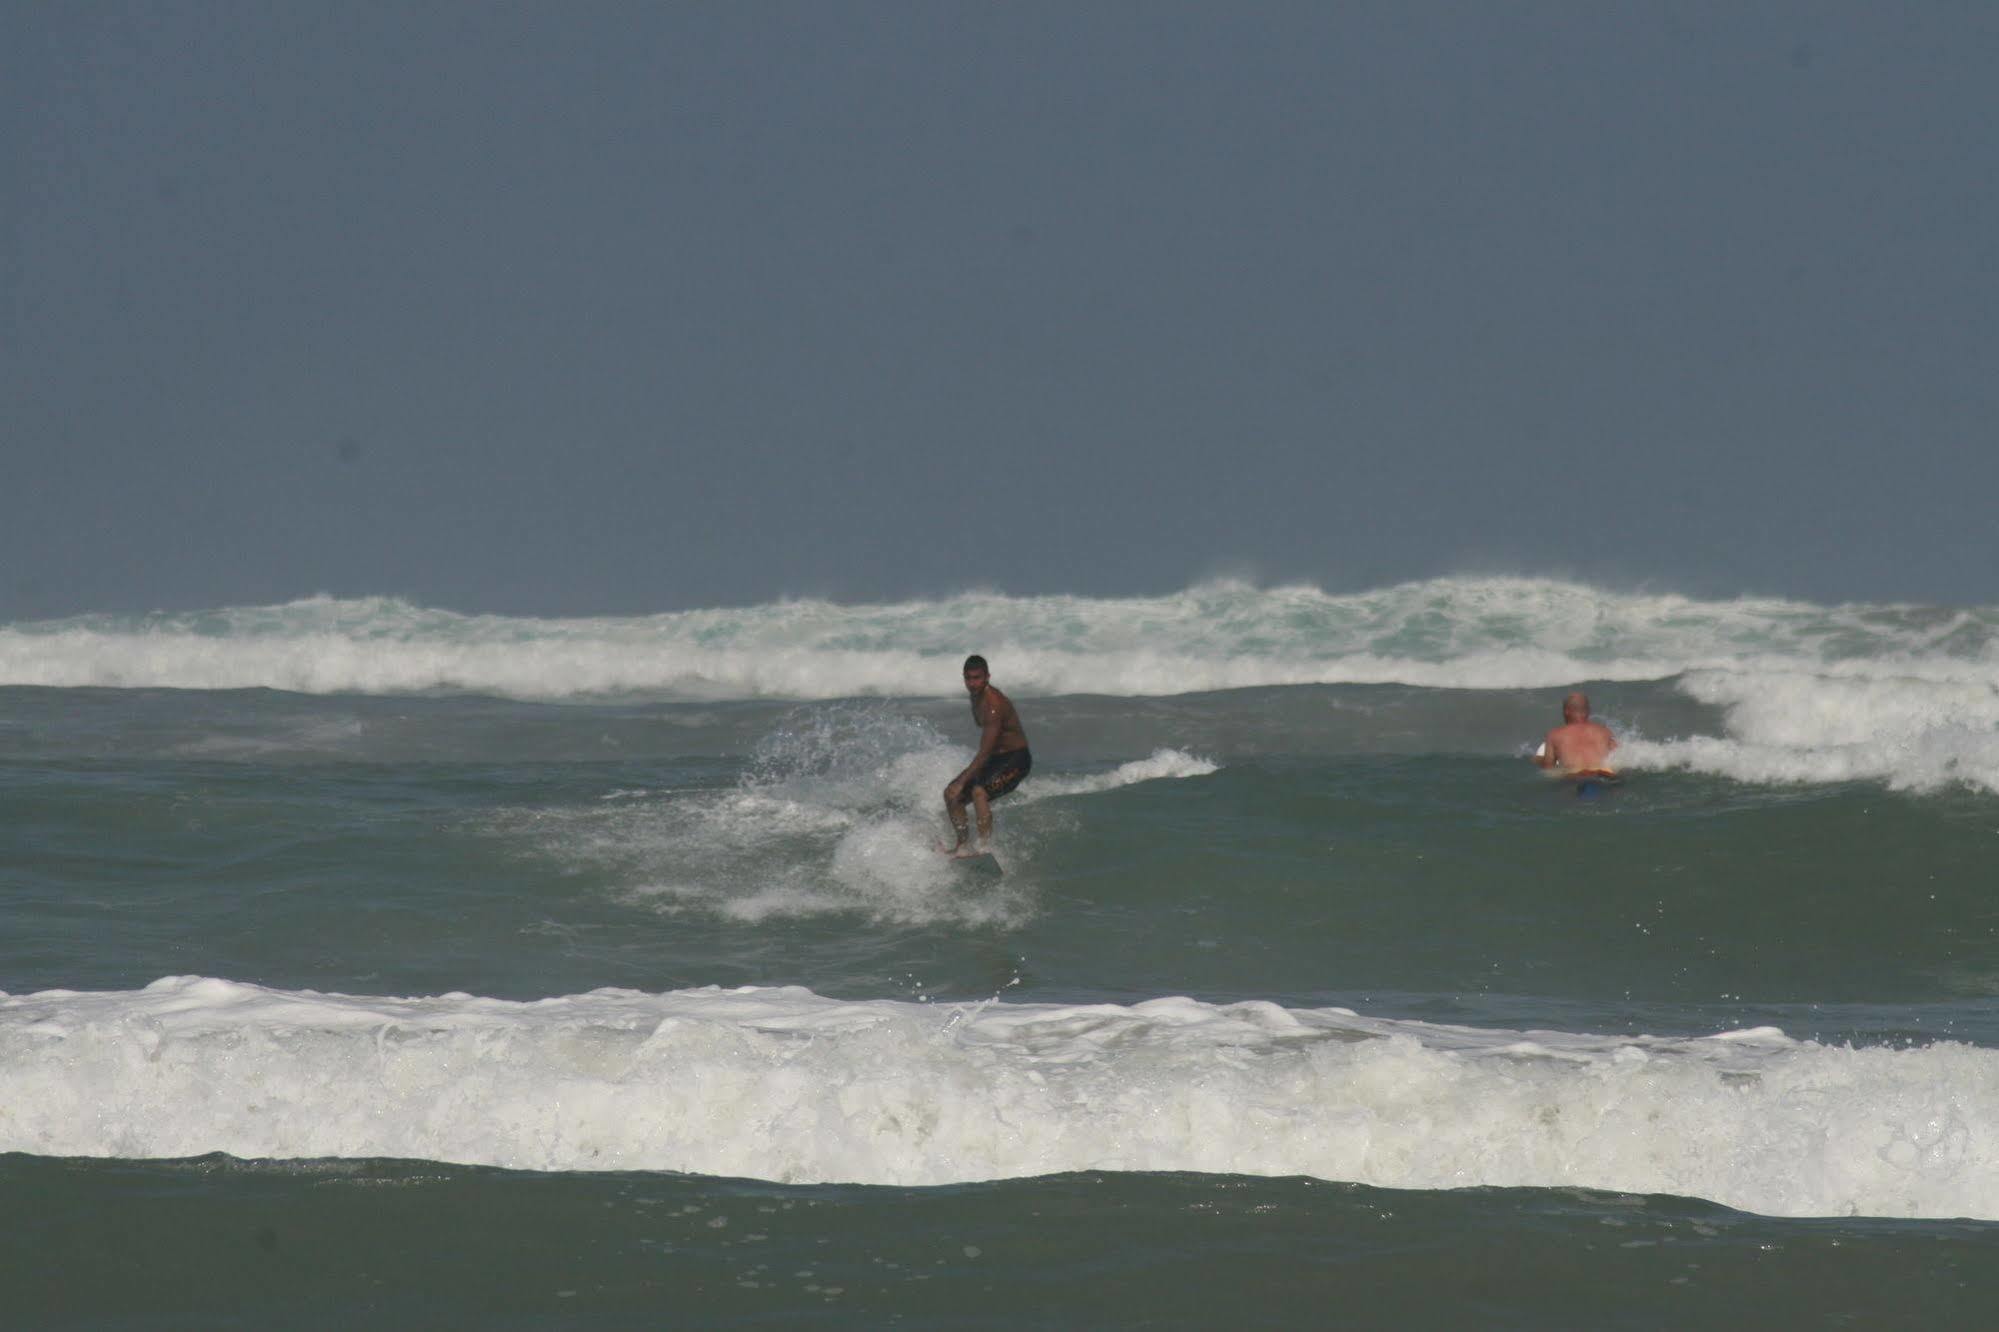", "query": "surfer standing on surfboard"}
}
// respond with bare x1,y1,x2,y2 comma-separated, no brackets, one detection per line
942,655,1031,858
1533,691,1618,781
